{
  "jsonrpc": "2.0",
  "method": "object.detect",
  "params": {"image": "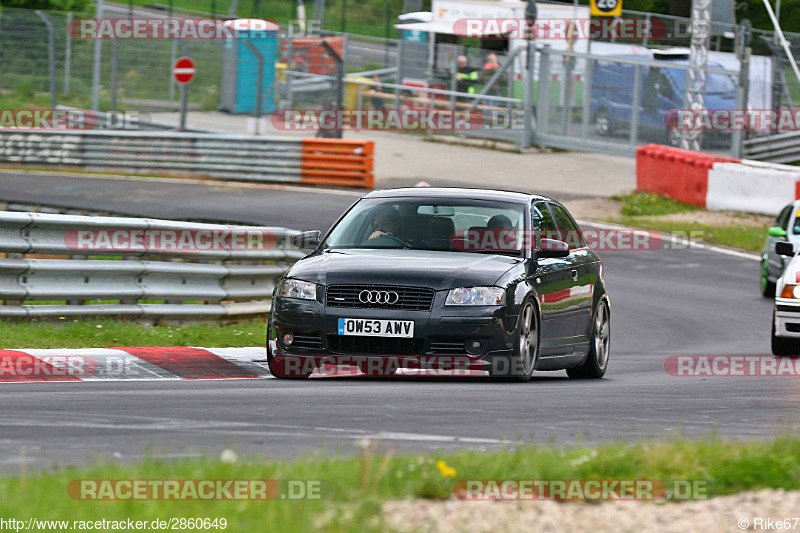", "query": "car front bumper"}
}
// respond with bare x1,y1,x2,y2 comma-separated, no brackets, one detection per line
775,298,800,338
269,291,518,369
